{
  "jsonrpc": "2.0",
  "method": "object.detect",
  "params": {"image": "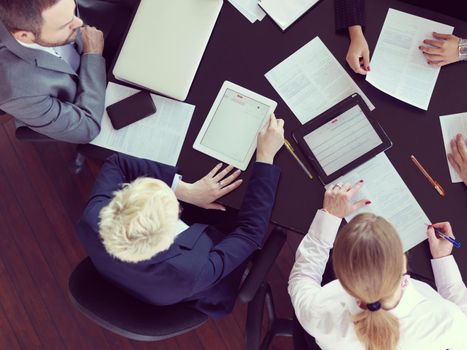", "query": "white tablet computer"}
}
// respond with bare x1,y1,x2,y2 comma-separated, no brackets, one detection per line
193,81,277,170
